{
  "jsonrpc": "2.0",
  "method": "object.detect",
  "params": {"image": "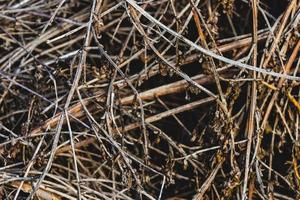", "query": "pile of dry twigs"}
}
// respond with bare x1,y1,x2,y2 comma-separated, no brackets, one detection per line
0,0,300,199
